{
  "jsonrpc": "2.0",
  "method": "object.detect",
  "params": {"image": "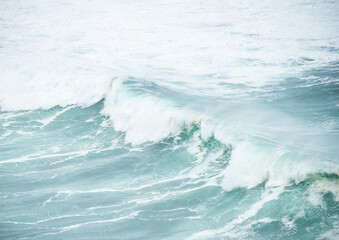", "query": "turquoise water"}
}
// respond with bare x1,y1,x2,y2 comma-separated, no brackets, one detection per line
1,0,339,239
